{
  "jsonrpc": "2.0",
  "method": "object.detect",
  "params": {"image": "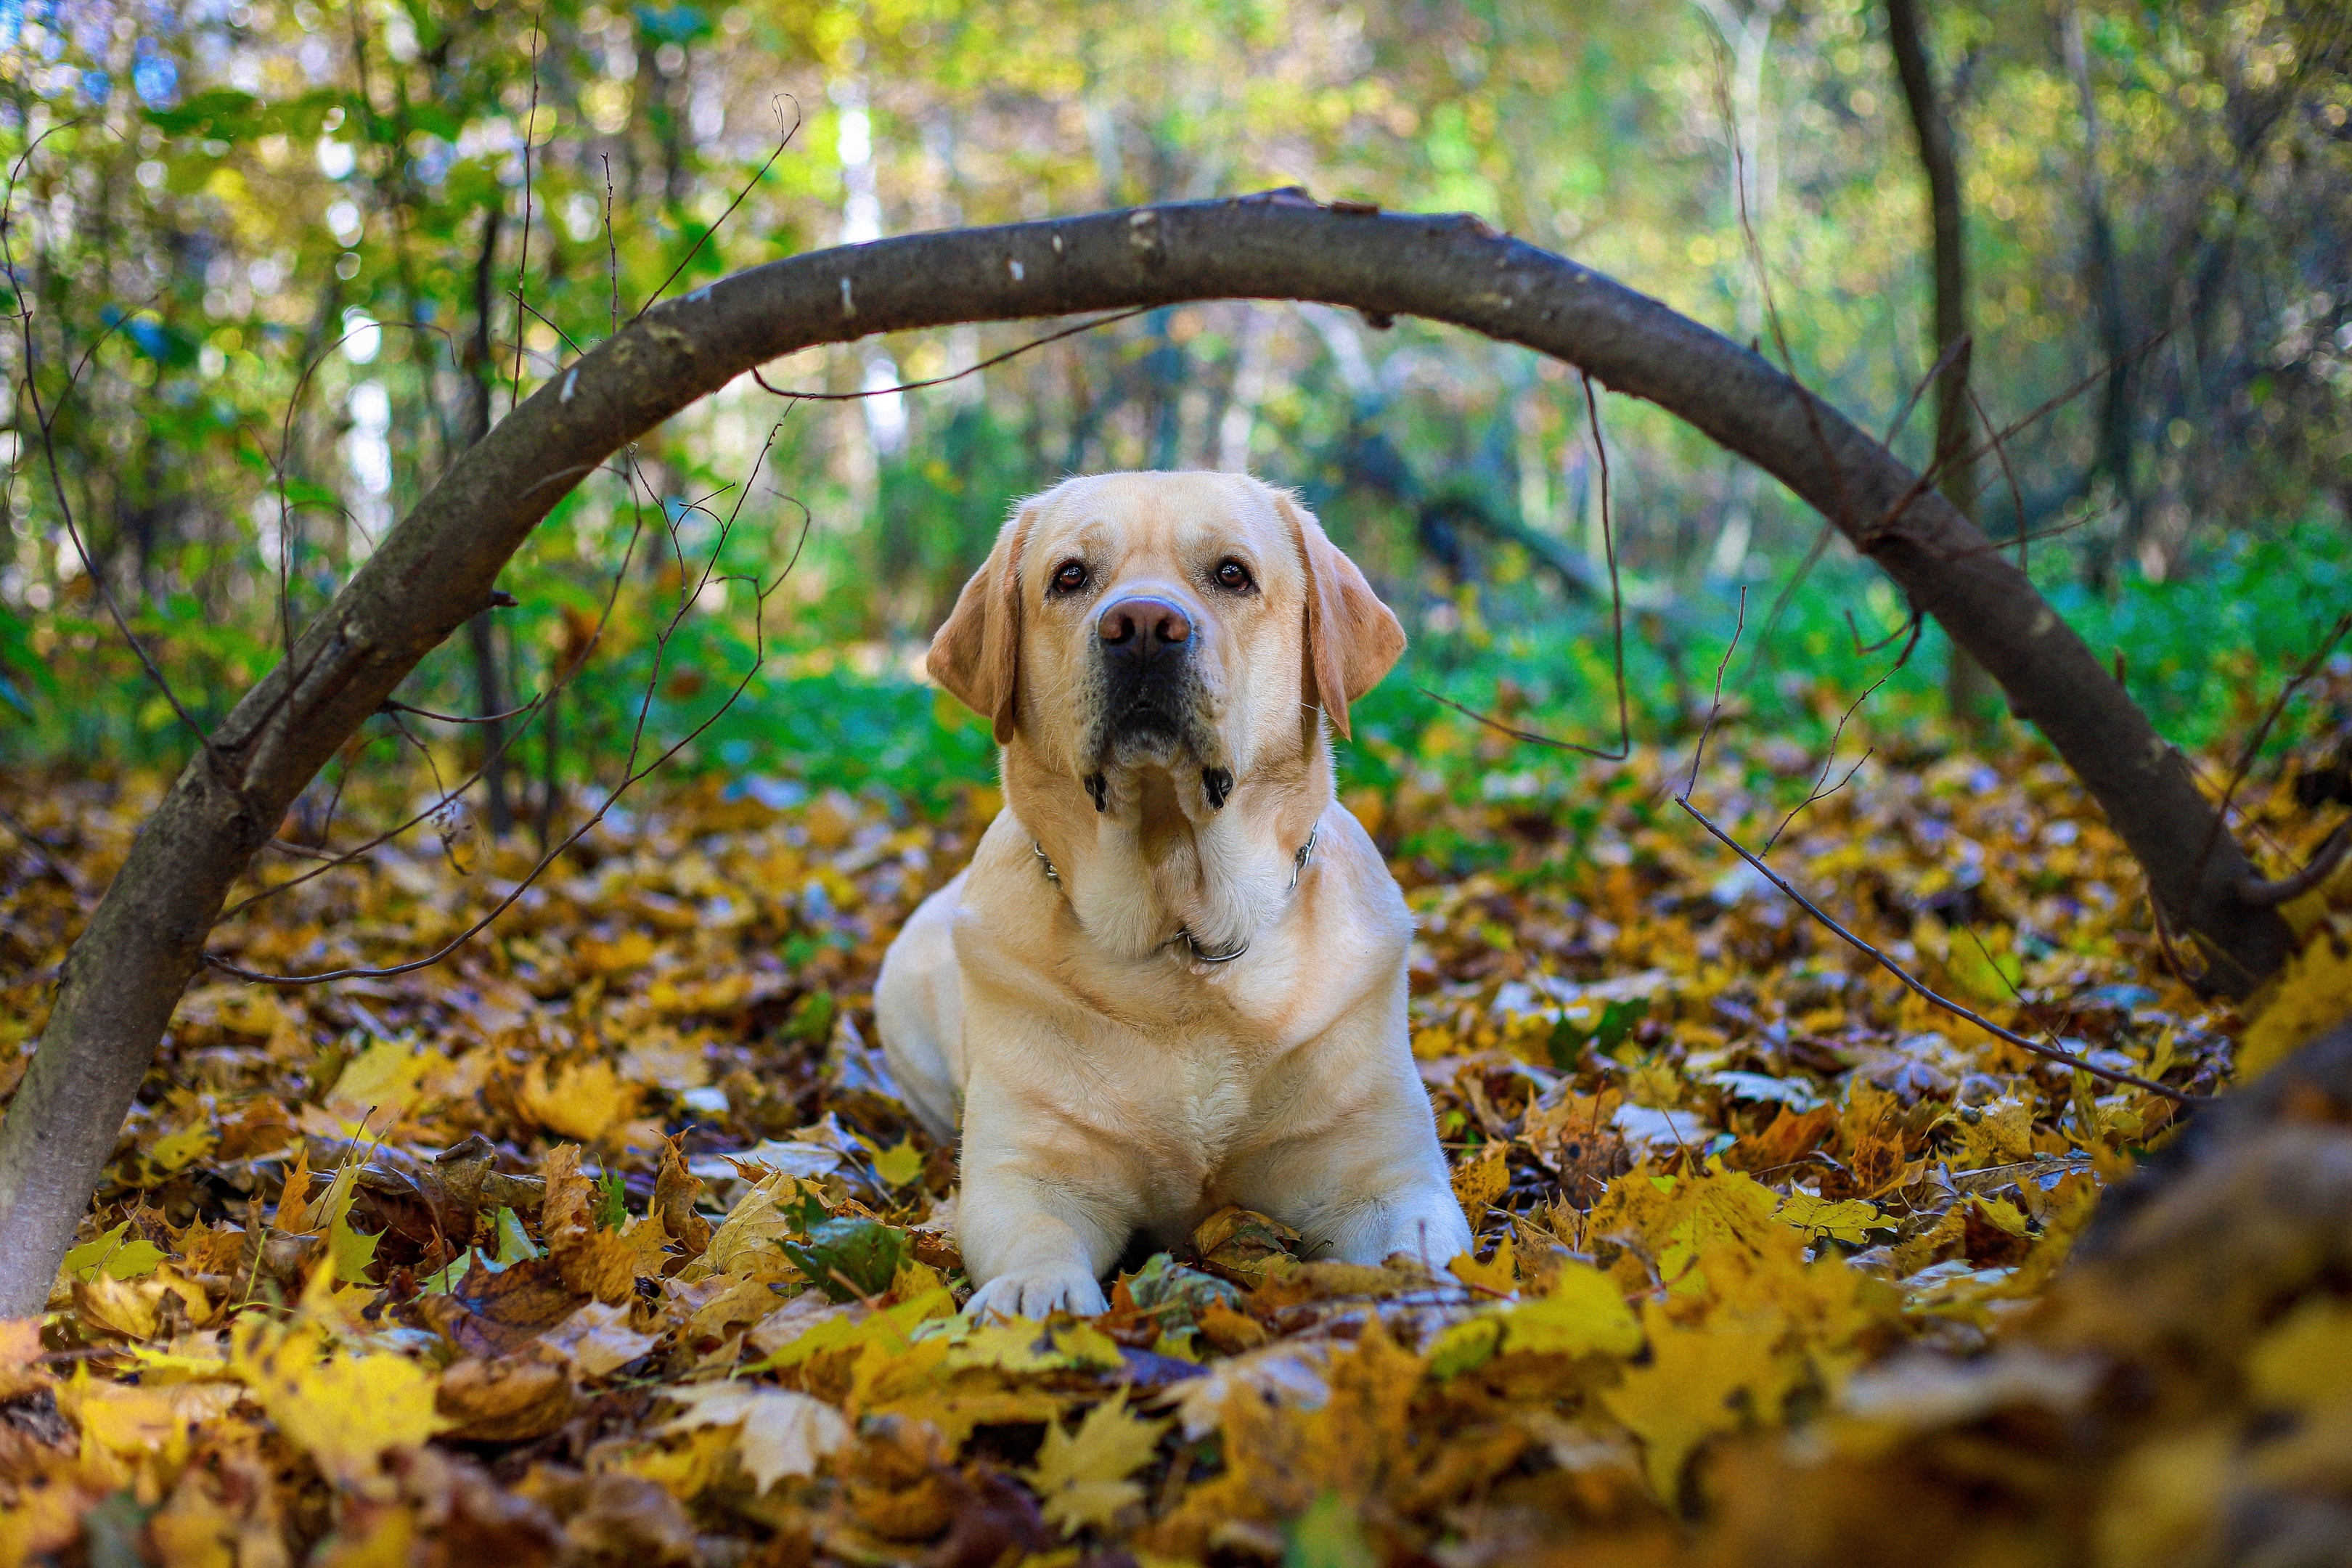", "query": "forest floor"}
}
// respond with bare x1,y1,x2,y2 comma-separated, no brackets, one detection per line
1,714,2349,1567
